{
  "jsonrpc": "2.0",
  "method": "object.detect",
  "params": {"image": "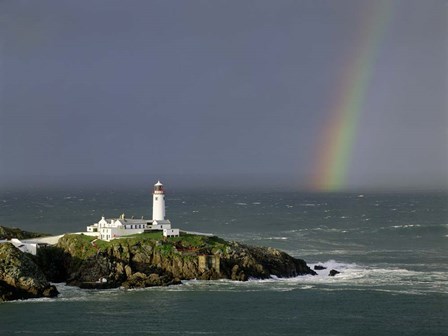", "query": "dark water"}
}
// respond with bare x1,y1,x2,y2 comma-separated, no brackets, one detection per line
0,189,447,335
